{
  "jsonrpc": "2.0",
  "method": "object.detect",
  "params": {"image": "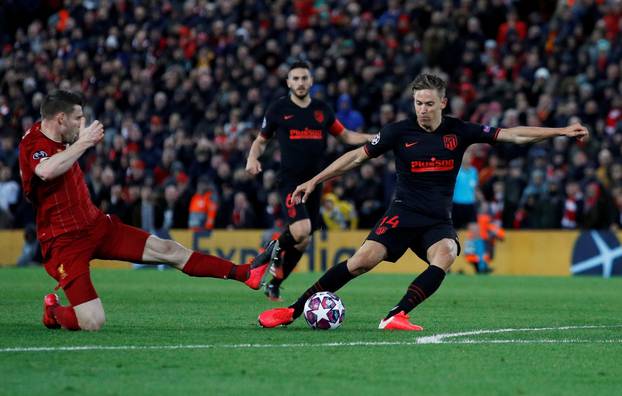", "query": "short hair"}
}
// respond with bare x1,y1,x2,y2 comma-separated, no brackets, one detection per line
411,74,447,97
40,90,84,119
288,60,312,73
